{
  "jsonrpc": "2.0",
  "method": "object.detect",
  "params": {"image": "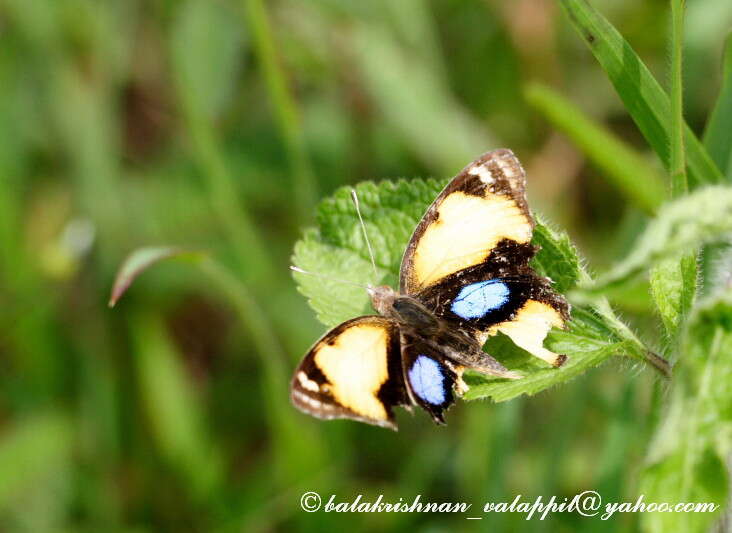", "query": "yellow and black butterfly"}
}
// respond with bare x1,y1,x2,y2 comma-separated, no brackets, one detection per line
290,149,570,430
